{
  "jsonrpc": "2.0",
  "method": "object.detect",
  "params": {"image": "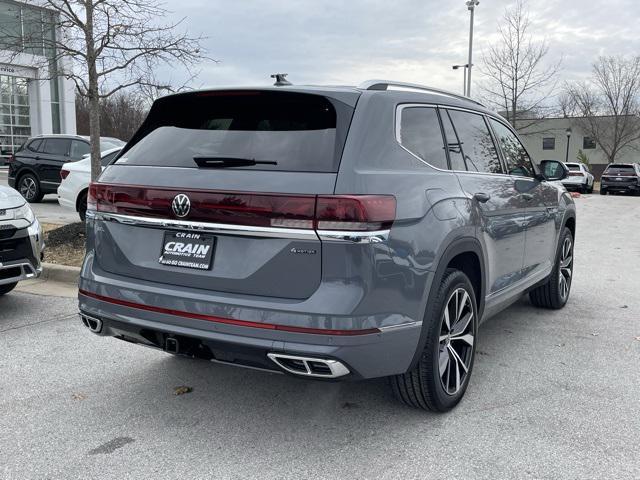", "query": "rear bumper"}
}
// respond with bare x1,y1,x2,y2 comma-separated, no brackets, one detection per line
600,182,639,192
78,289,422,380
